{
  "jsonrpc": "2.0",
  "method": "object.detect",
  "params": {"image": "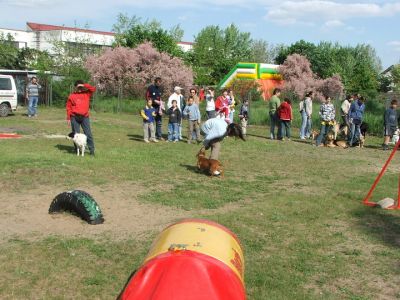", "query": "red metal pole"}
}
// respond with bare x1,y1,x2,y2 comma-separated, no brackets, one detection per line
397,172,400,209
363,140,400,206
